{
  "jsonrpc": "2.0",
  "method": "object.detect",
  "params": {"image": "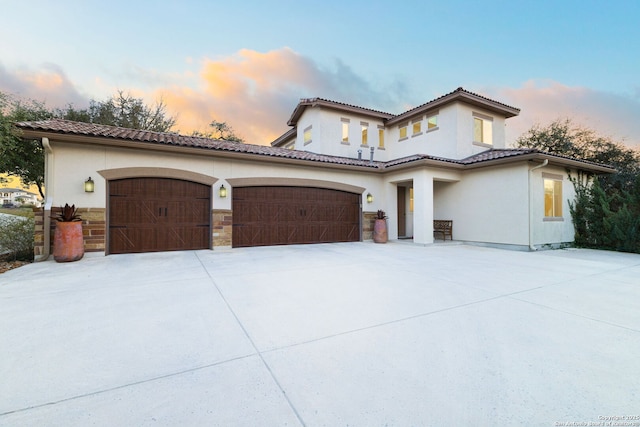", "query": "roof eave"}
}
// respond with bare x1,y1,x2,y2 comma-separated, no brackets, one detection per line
386,91,520,126
462,152,616,173
287,99,394,126
270,127,297,146
21,129,384,174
